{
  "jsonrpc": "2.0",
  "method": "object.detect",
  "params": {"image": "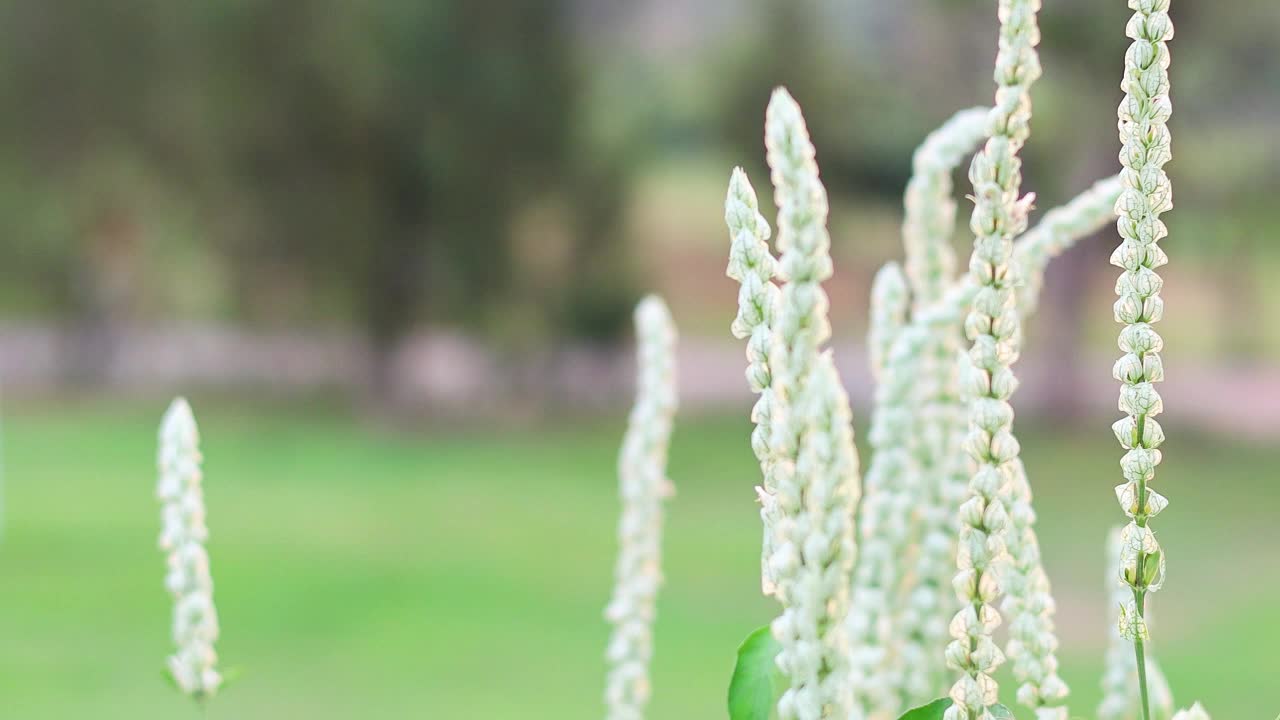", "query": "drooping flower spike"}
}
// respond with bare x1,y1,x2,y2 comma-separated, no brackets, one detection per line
1015,174,1123,318
902,106,990,312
